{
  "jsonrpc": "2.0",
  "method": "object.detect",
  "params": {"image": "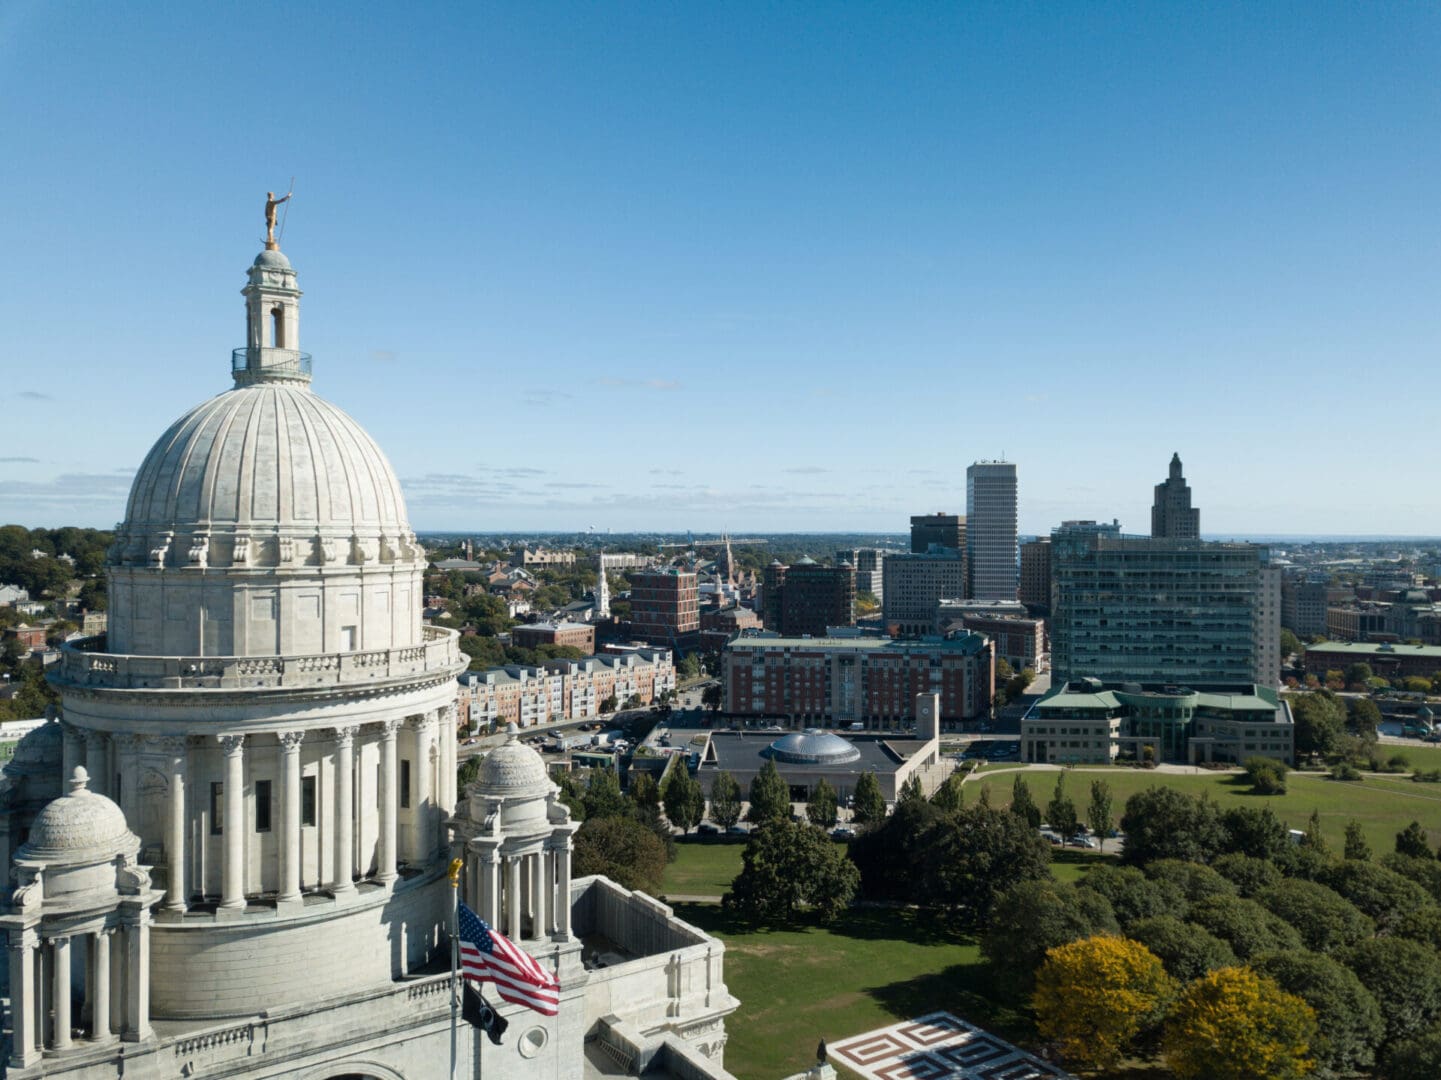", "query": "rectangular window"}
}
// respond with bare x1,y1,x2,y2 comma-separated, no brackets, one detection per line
210,782,224,834
255,779,272,832
401,760,412,809
301,775,317,827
